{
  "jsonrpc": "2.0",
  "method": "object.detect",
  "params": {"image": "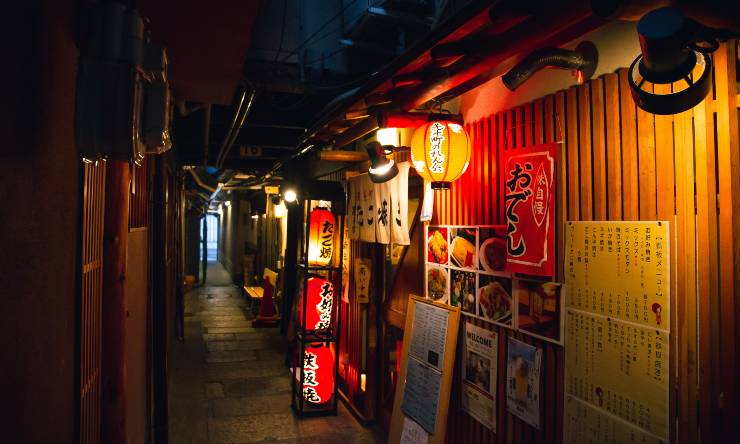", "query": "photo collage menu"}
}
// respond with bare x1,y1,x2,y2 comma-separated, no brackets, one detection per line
425,225,564,343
